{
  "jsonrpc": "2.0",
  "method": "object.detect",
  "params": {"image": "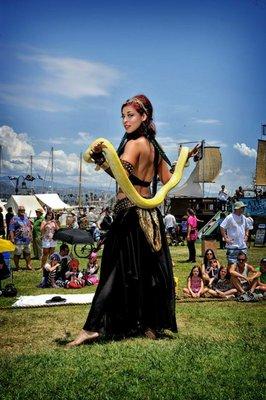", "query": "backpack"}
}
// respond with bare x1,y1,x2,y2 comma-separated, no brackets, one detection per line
2,283,17,297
